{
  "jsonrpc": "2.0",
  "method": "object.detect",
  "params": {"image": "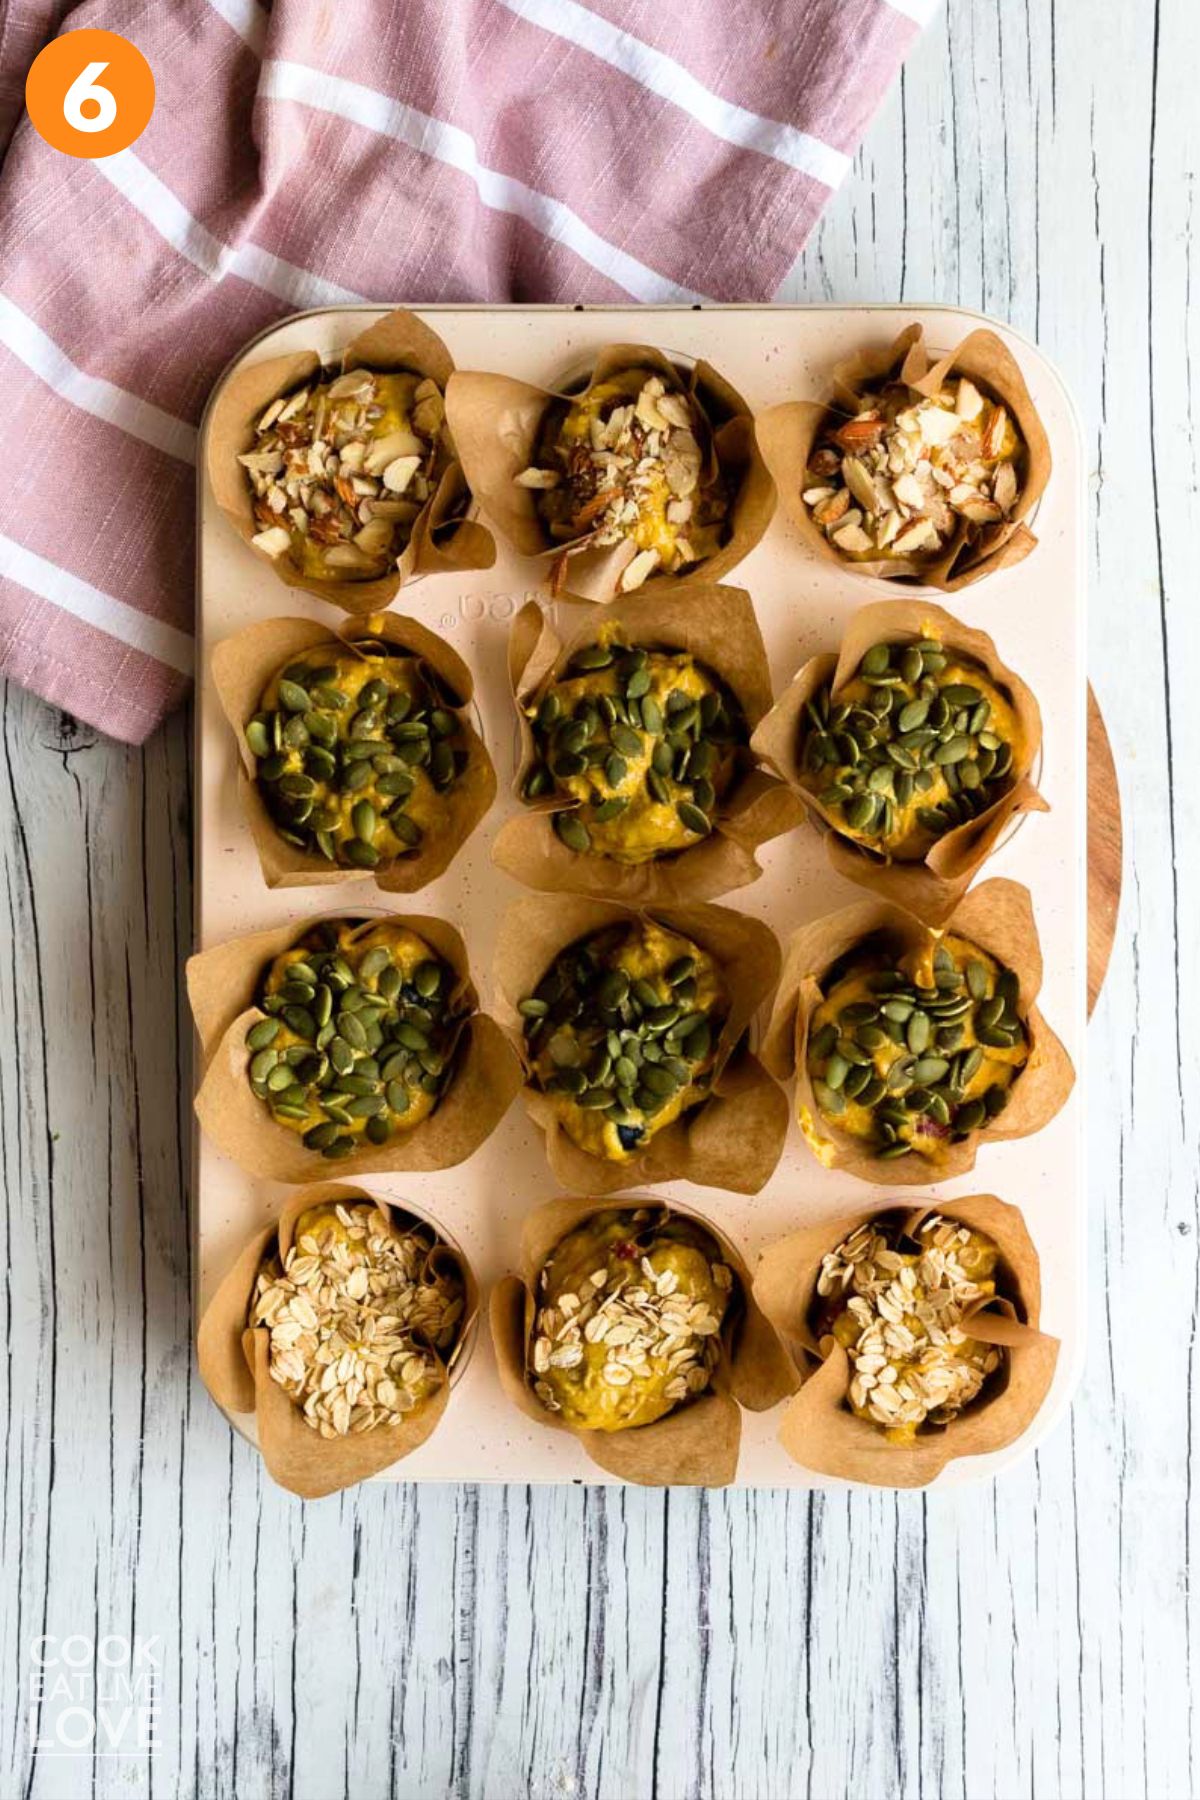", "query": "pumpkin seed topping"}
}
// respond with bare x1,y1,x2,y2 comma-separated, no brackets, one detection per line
519,921,728,1162
805,933,1028,1161
799,635,1020,857
525,639,748,863
245,921,466,1159
249,644,468,870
